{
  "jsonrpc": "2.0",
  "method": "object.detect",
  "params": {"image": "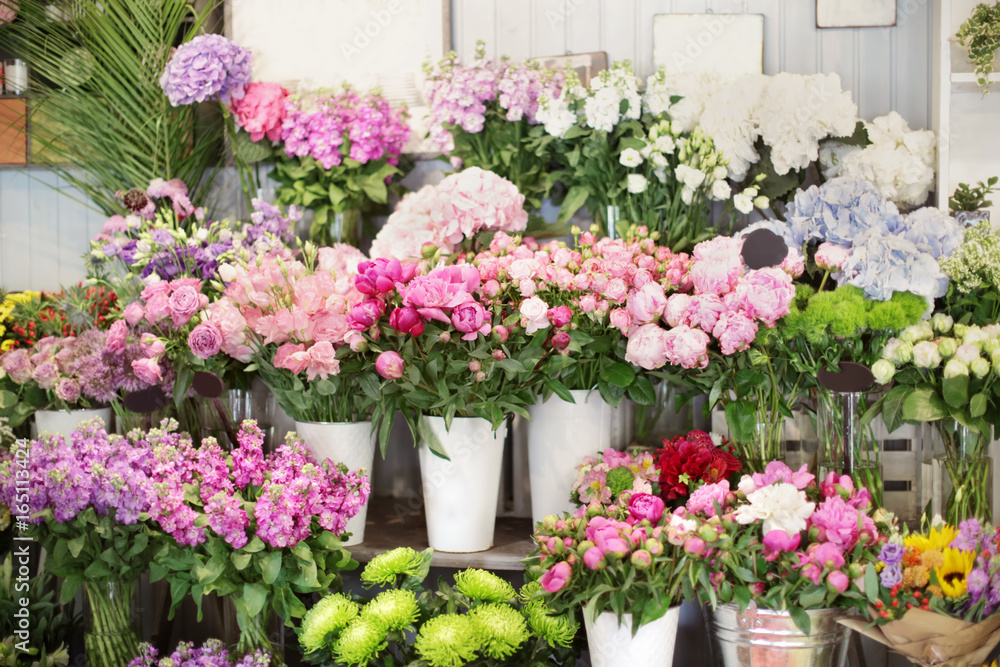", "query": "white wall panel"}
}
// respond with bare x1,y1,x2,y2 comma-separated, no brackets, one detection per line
0,0,936,293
